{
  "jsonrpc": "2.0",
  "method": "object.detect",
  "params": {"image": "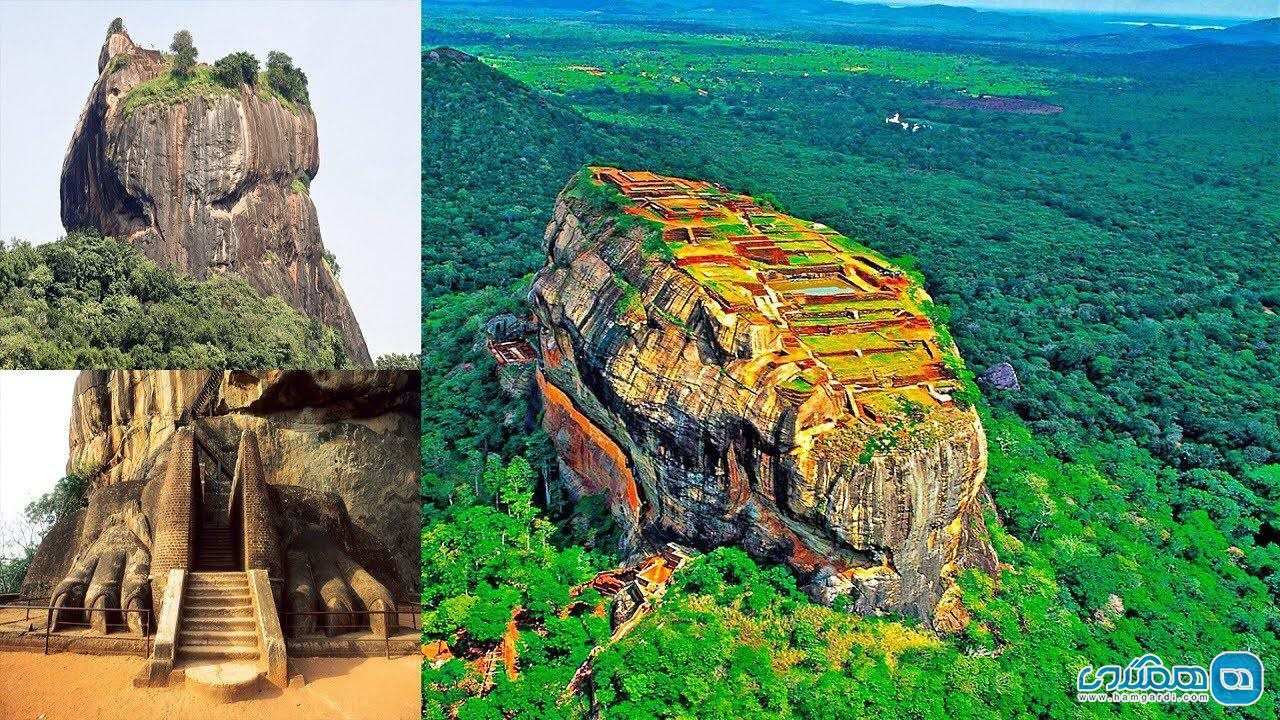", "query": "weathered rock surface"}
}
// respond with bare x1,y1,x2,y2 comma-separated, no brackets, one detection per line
21,371,420,601
60,30,370,364
531,175,998,624
979,361,1020,391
